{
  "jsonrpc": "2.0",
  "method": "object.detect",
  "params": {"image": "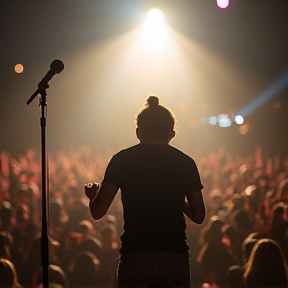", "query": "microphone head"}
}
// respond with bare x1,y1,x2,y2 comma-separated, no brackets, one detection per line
50,59,64,74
